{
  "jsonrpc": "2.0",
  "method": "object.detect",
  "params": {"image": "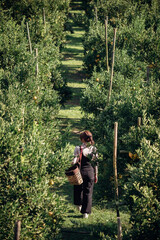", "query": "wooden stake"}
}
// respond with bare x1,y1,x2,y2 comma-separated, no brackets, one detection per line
43,8,46,32
147,66,150,83
22,108,25,126
26,22,32,54
35,48,38,76
137,117,141,127
105,16,109,72
95,7,98,23
113,122,118,199
14,220,21,240
108,28,117,103
113,122,122,240
117,216,122,240
22,107,25,136
43,8,46,25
